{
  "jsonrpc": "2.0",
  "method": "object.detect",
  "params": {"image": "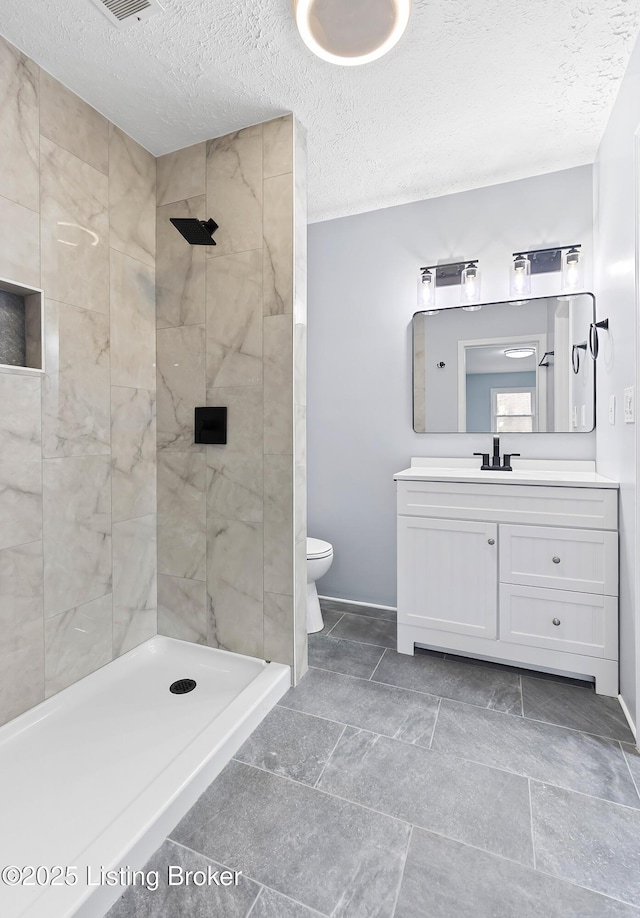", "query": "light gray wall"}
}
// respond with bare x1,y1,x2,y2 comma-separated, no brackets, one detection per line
593,33,640,727
308,165,594,606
